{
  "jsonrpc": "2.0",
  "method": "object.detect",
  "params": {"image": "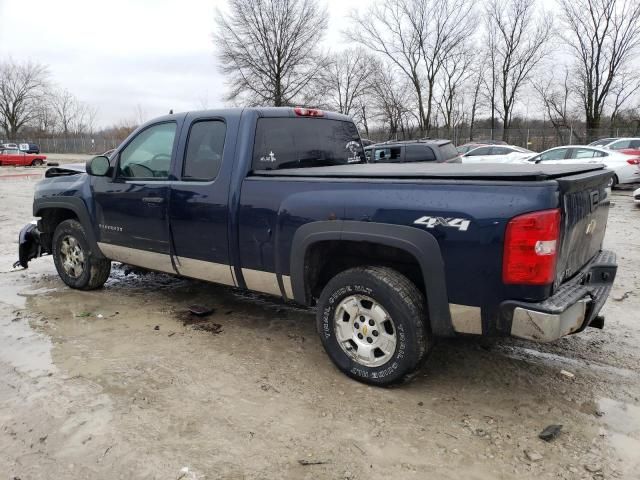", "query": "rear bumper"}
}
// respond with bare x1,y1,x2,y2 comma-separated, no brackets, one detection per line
500,250,617,342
